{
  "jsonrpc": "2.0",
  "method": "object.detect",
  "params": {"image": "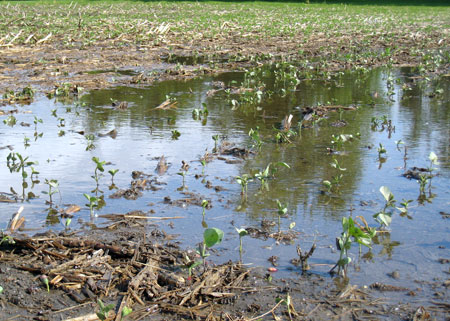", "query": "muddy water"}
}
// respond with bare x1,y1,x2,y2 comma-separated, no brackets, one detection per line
0,68,449,301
